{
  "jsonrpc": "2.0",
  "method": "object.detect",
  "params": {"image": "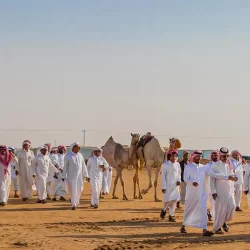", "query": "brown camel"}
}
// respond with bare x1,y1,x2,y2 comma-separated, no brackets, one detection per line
102,133,140,200
135,137,181,201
